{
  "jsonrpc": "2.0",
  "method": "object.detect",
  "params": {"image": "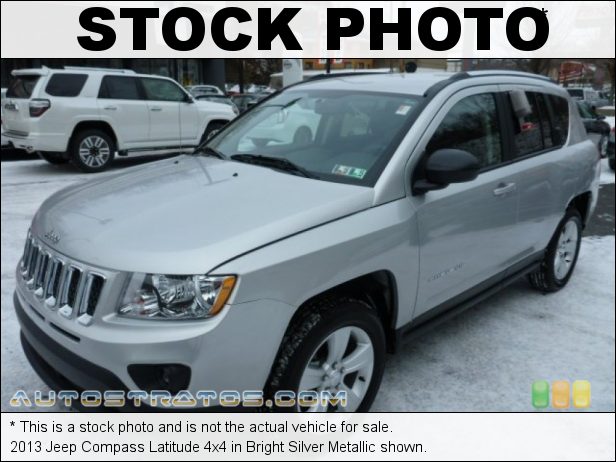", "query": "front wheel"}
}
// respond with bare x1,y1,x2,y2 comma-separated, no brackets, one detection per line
201,121,227,143
599,135,608,158
70,130,115,173
528,209,582,292
265,297,386,412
